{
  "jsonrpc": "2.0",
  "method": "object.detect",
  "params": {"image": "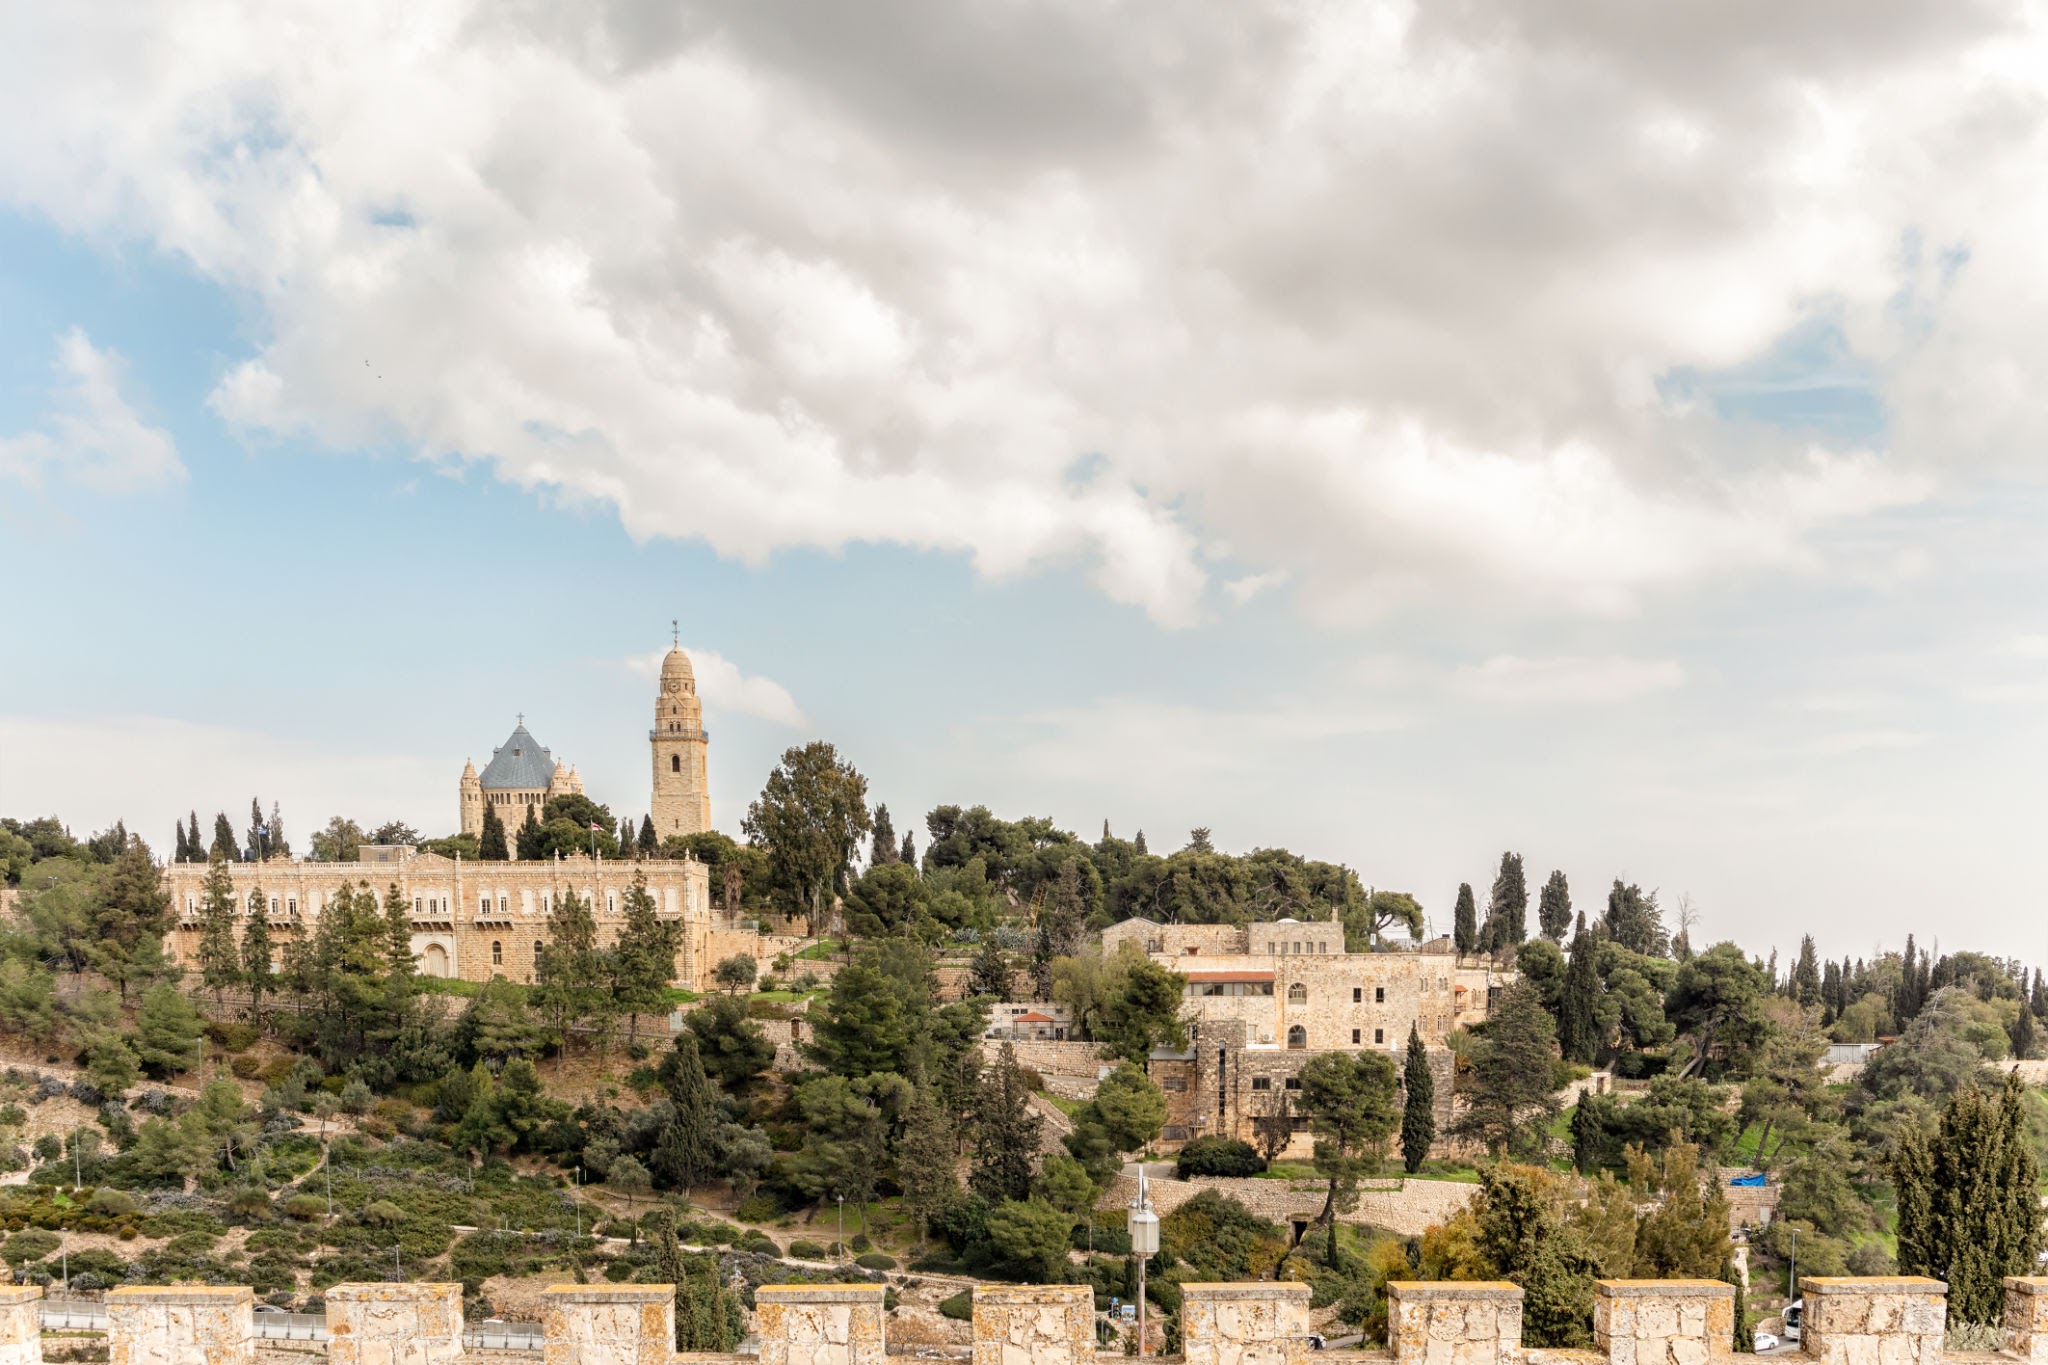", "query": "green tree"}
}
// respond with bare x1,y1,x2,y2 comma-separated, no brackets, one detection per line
637,815,657,855
610,872,678,1048
971,1043,1041,1203
968,936,1012,999
1487,852,1528,950
241,897,274,1027
1474,1165,1597,1347
896,1087,957,1250
1792,935,1822,1006
1350,889,1425,948
194,859,242,1003
870,804,898,866
308,817,364,863
1630,1141,1732,1277
609,1154,652,1206
685,995,776,1093
133,983,202,1077
712,954,757,994
1602,881,1667,957
1091,1062,1167,1152
1296,1049,1401,1261
533,888,604,1048
1454,979,1560,1159
1400,1024,1435,1174
1453,883,1478,955
1537,869,1572,943
478,802,508,860
983,1197,1074,1281
1094,956,1188,1064
1893,1071,2043,1324
806,960,913,1077
210,812,240,862
516,803,545,860
742,741,873,935
651,1034,722,1191
1667,943,1772,1078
